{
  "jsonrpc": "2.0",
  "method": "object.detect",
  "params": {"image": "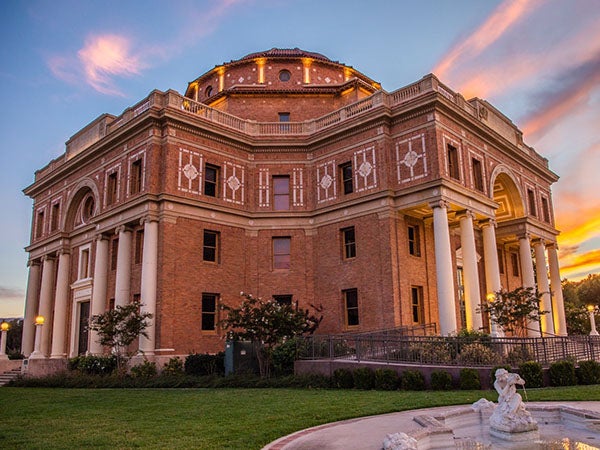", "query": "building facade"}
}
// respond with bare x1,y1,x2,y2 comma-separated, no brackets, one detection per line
22,48,567,362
